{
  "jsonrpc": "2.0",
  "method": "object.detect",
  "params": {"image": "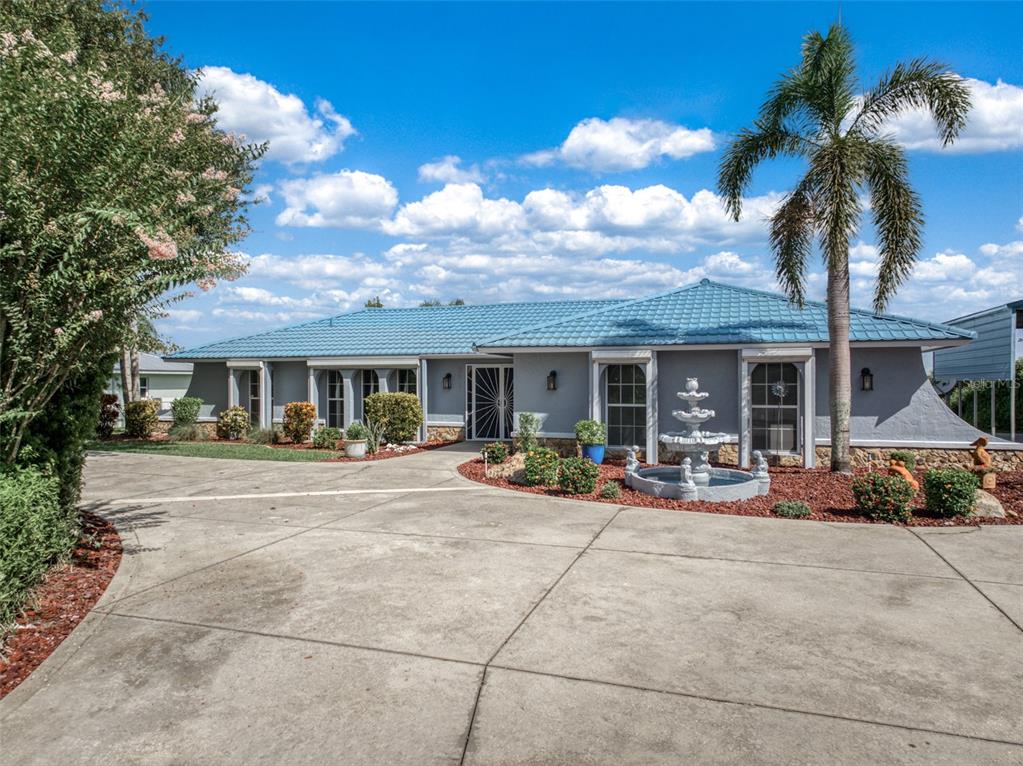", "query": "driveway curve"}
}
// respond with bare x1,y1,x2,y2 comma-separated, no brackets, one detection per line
2,443,1021,764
